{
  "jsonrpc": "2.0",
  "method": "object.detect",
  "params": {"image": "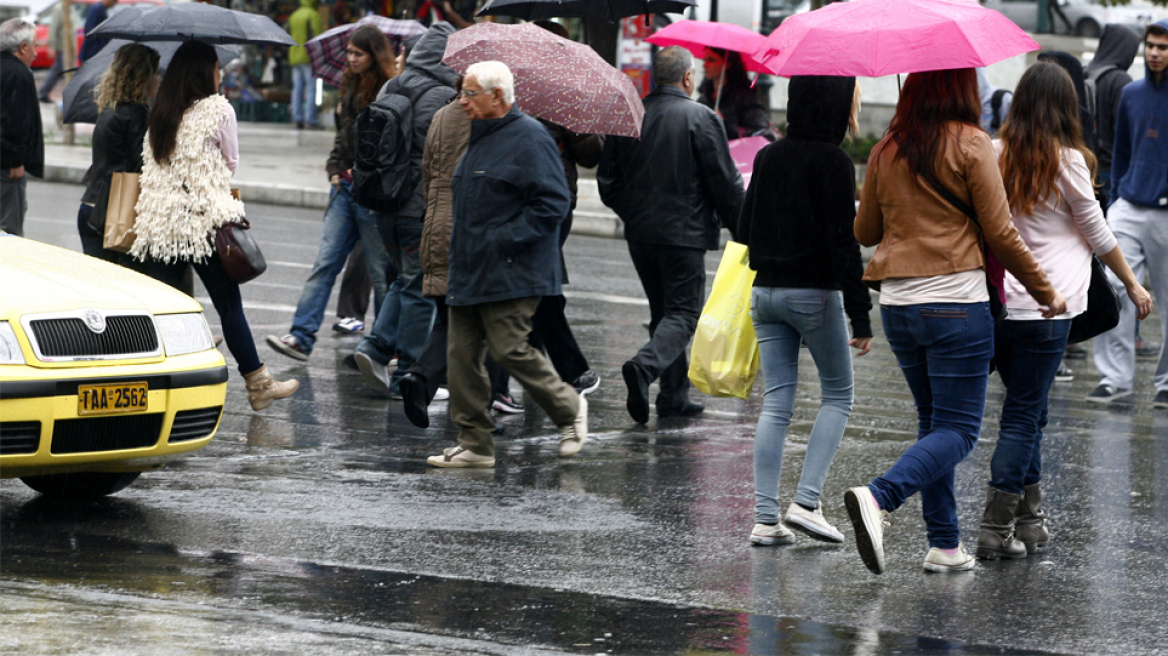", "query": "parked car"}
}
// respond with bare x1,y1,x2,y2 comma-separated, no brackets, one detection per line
0,235,228,498
30,0,162,69
982,0,1155,37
